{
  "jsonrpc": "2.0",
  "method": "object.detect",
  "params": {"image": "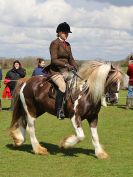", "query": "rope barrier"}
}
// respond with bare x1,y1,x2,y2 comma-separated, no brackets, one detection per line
0,79,30,82
0,78,130,100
